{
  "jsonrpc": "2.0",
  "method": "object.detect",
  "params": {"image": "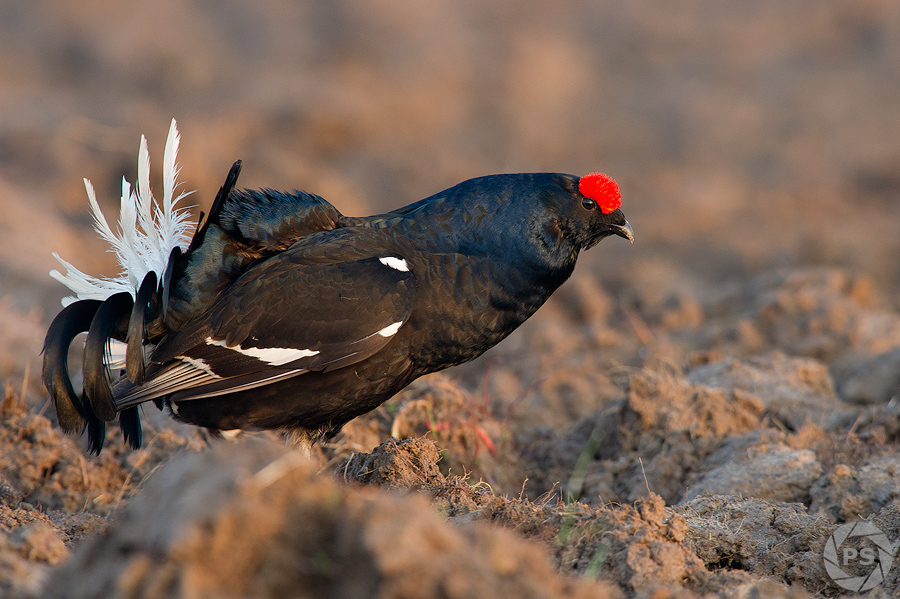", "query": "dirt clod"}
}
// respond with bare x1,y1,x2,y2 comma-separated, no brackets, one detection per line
44,439,617,599
337,437,447,491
